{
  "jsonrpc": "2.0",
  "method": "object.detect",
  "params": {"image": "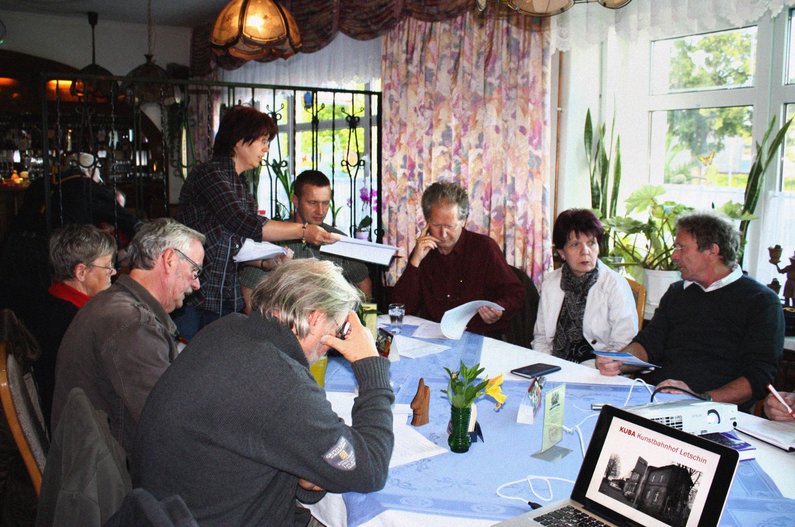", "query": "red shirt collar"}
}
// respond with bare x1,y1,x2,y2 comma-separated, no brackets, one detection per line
48,281,91,309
